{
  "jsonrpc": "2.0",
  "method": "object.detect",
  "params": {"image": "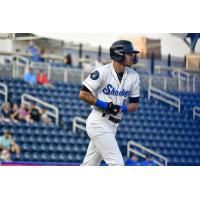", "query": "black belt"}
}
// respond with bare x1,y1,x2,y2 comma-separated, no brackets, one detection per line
108,116,121,124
